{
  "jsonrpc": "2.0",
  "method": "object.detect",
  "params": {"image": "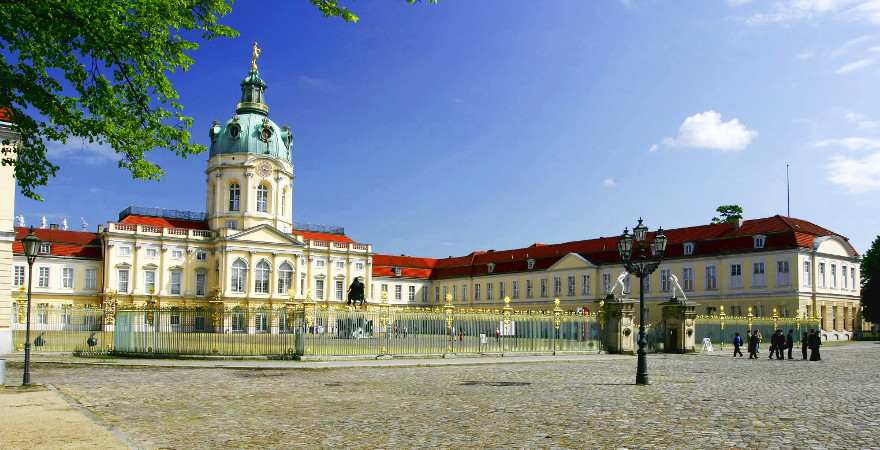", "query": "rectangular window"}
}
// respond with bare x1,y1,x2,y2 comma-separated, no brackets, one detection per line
831,264,837,288
300,273,306,296
171,249,183,260
623,275,631,294
315,279,324,299
196,272,206,296
336,261,344,270
487,283,493,300
499,281,505,299
643,274,651,293
117,268,129,293
851,268,856,291
144,270,156,293
61,305,71,325
118,246,131,257
37,267,50,288
683,267,694,291
705,265,717,290
553,276,562,296
37,304,48,324
777,261,790,286
85,268,97,290
408,285,415,301
752,262,765,287
452,285,457,301
730,264,743,289
146,248,158,258
581,274,591,295
355,262,364,271
422,286,428,303
819,262,826,288
462,285,468,301
603,273,612,294
196,249,208,261
395,284,402,301
232,312,246,332
170,271,181,295
225,220,238,230
526,279,533,298
13,265,25,286
567,275,576,296
61,267,74,288
435,287,440,302
336,280,344,300
255,313,268,333
540,279,548,297
442,286,448,301
316,260,325,268
39,243,51,254
474,283,481,301
511,281,519,299
842,265,848,289
803,261,812,287
660,269,671,292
